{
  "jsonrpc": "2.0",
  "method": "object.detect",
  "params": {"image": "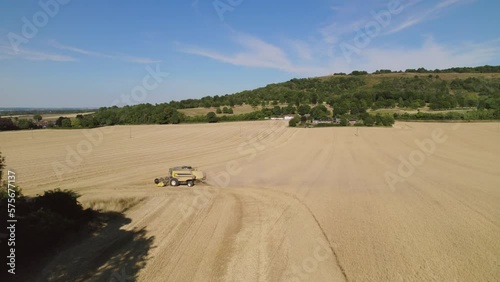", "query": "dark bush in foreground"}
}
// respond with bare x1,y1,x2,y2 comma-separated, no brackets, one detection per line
0,153,151,281
0,186,94,276
33,189,85,221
